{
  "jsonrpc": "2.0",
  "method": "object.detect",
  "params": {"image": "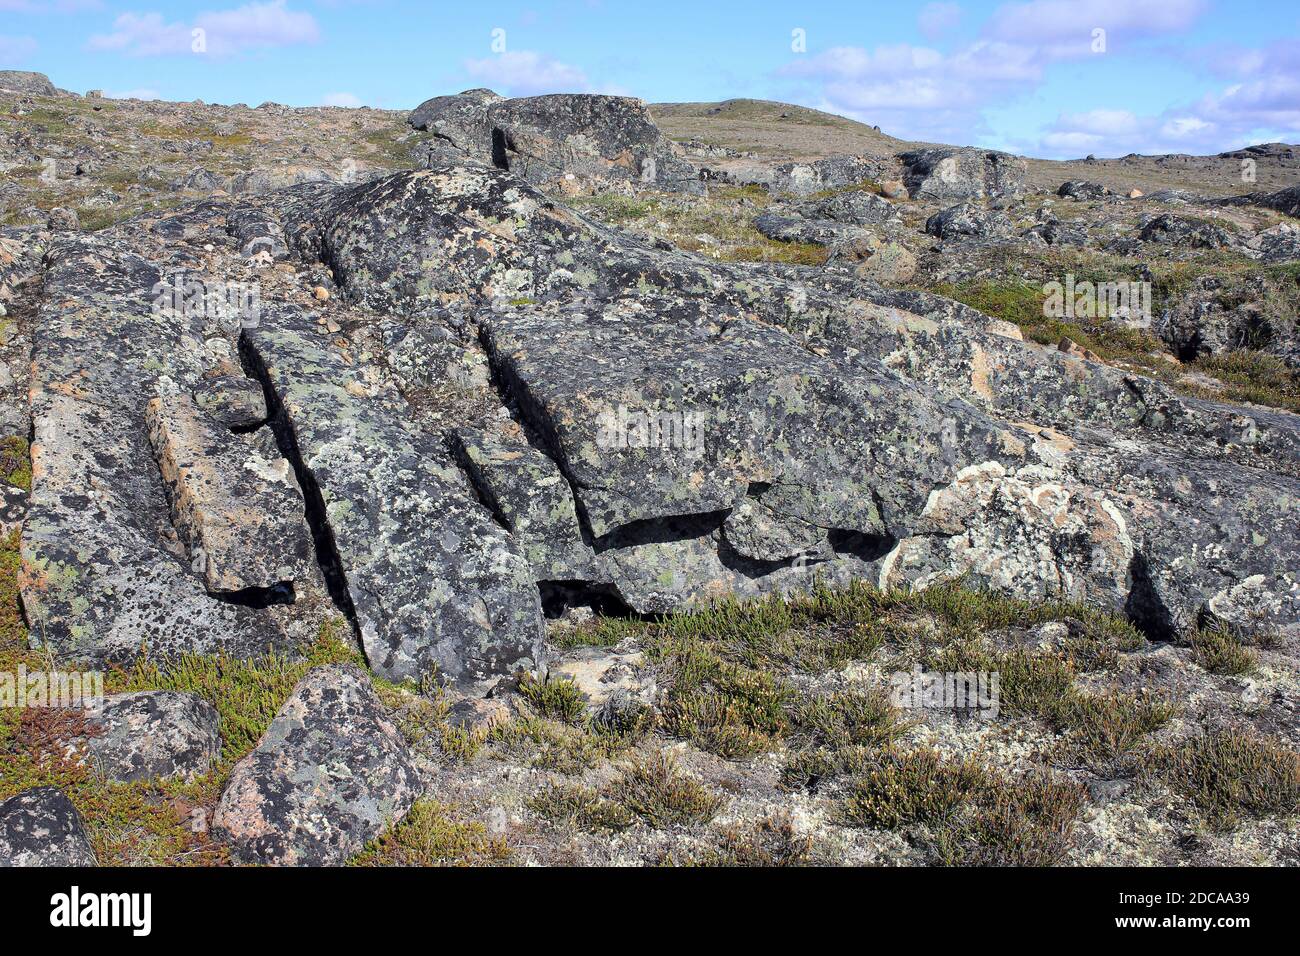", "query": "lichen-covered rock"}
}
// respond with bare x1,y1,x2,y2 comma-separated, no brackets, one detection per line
191,364,268,429
146,392,314,595
407,87,504,153
19,231,319,665
925,202,1013,240
0,788,96,867
1057,181,1111,200
213,664,419,866
73,691,220,782
449,427,594,580
900,147,1026,201
410,91,702,194
755,210,878,251
244,306,544,684
1139,214,1237,249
